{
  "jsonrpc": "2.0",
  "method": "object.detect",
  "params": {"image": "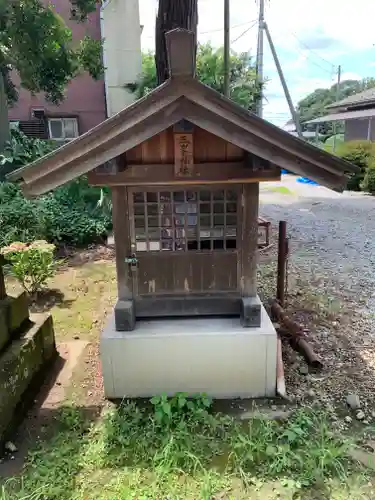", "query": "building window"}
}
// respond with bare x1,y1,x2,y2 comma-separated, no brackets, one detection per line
48,118,79,141
133,189,238,252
